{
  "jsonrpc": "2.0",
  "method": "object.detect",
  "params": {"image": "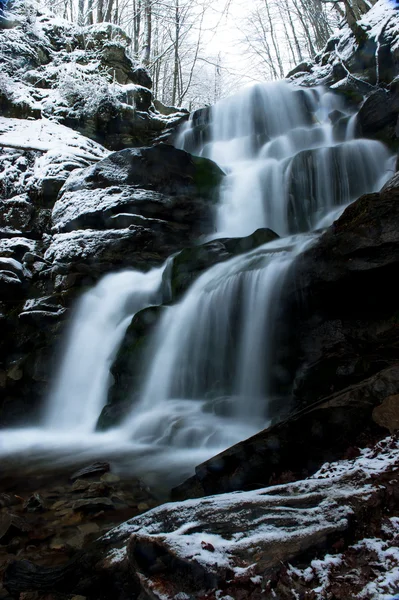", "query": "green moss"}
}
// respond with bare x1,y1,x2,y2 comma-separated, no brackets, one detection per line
191,155,224,198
